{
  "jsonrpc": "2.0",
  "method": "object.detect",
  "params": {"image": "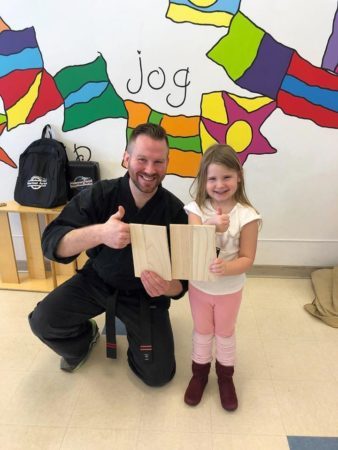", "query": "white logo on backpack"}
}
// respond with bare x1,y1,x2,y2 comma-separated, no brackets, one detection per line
69,176,93,189
27,176,48,190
